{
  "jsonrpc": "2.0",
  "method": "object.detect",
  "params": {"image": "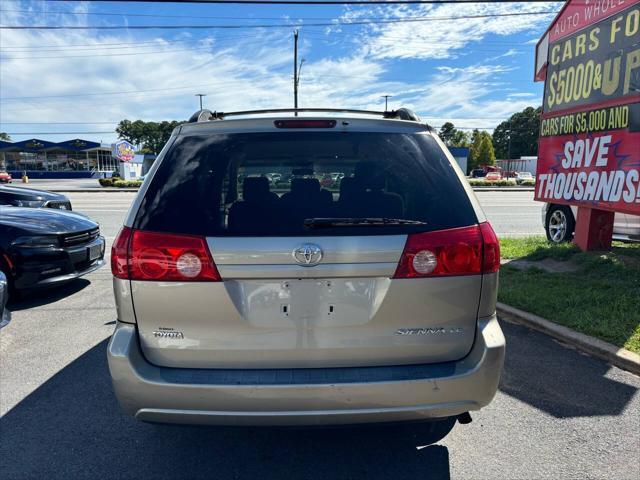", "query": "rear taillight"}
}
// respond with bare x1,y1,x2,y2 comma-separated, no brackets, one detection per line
111,226,132,279
393,223,500,278
479,222,501,273
110,228,220,282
